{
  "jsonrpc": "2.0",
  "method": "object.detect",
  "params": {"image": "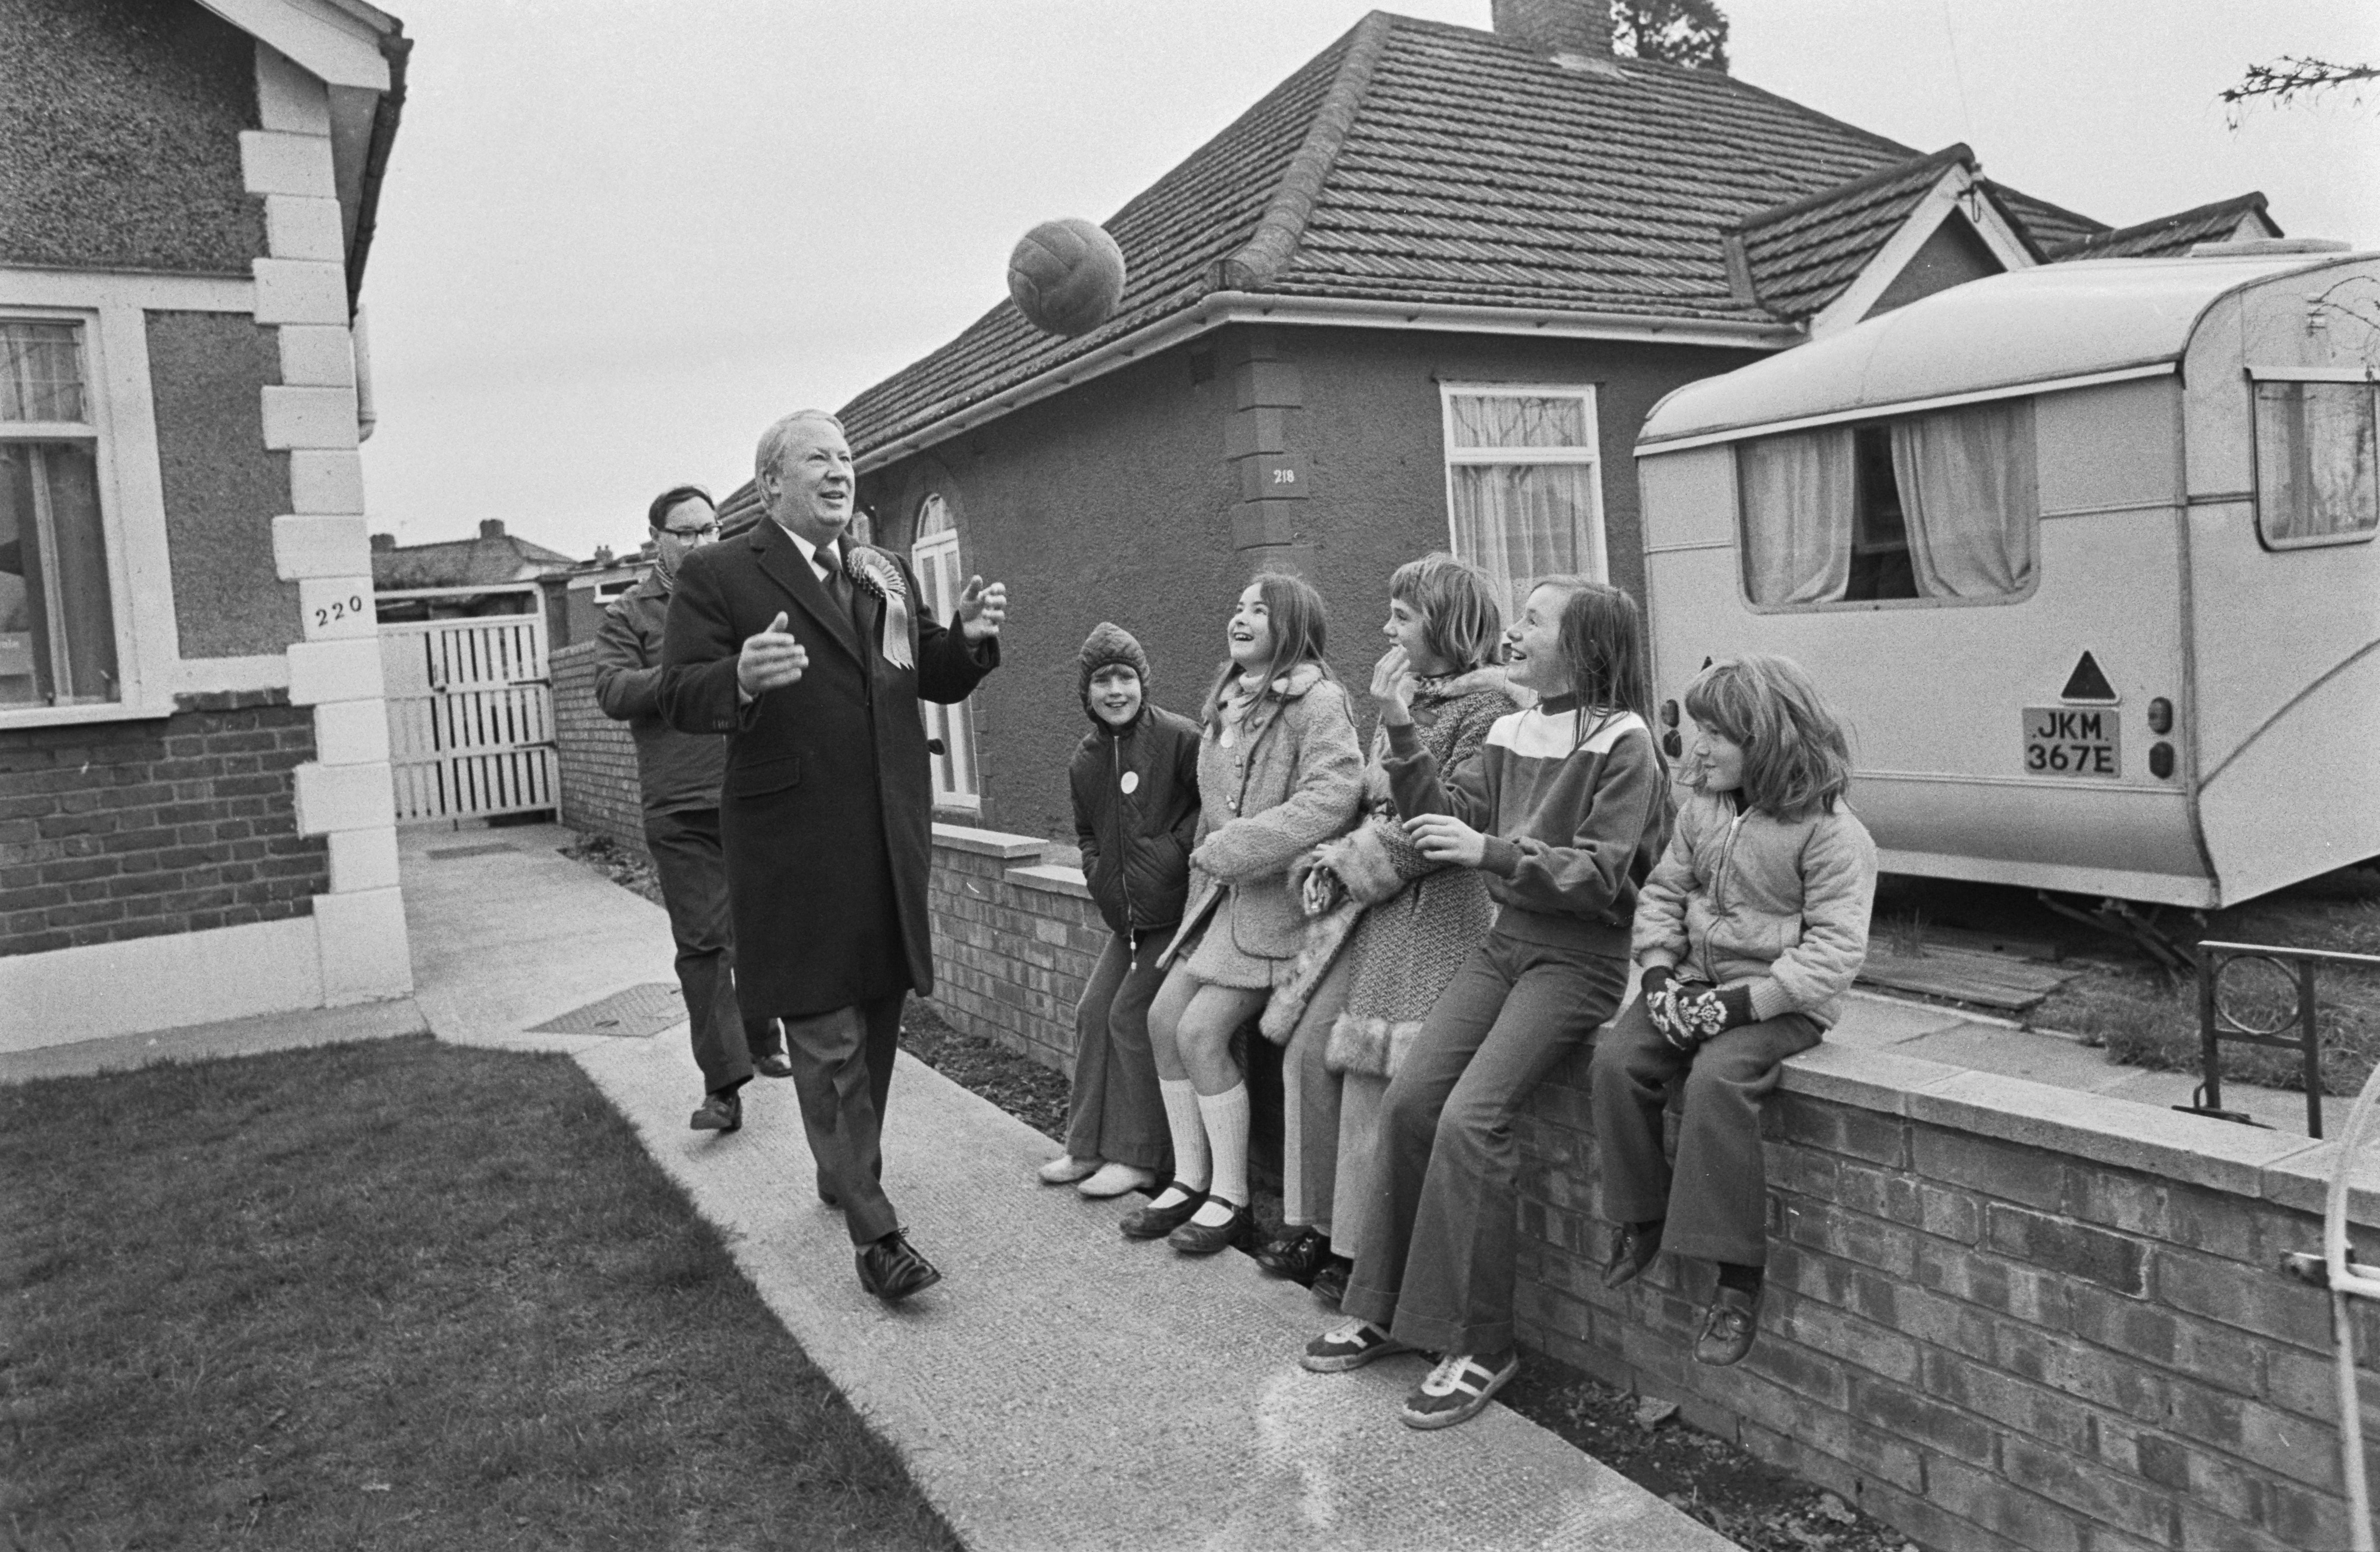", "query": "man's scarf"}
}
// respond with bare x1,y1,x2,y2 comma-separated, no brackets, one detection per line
844,544,914,670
